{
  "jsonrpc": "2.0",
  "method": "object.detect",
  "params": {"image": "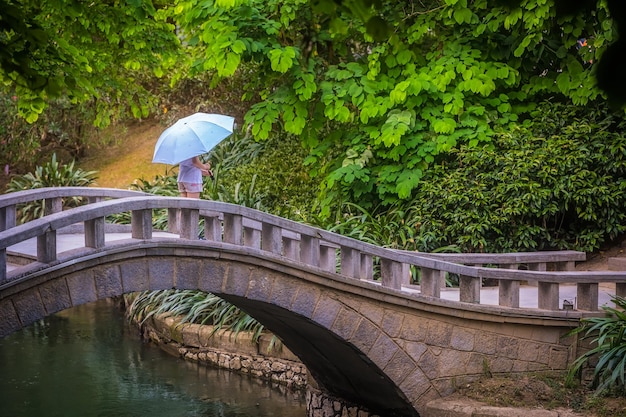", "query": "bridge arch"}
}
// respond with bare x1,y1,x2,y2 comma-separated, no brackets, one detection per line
2,241,420,415
1,238,581,417
2,189,622,416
